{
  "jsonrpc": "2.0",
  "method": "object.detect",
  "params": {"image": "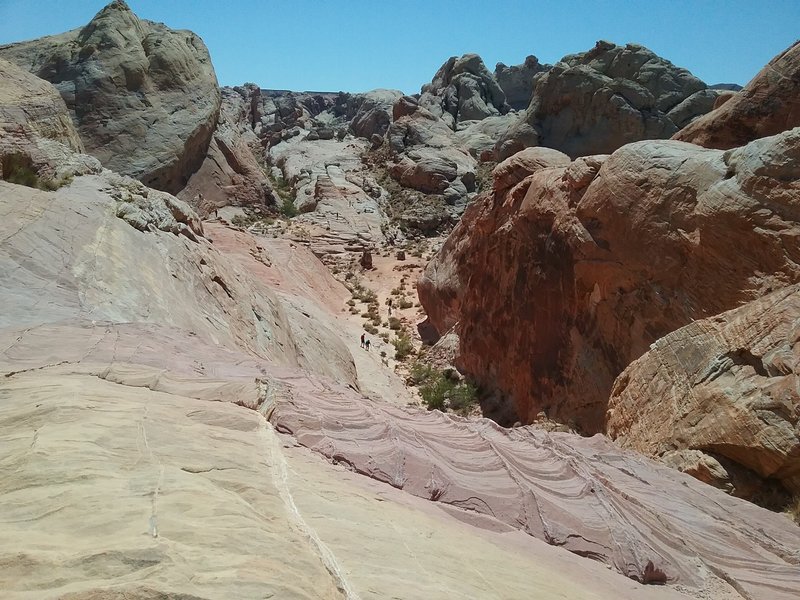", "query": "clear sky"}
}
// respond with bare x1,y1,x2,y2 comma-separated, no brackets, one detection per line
0,0,797,94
